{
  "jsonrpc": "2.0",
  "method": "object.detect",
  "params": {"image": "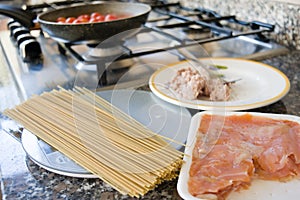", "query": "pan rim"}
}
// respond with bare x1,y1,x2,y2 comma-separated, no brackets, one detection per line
37,2,152,26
